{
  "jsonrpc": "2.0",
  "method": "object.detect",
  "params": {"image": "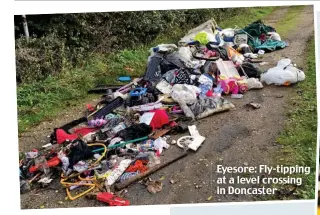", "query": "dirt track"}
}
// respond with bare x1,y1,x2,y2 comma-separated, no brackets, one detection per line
19,6,314,209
